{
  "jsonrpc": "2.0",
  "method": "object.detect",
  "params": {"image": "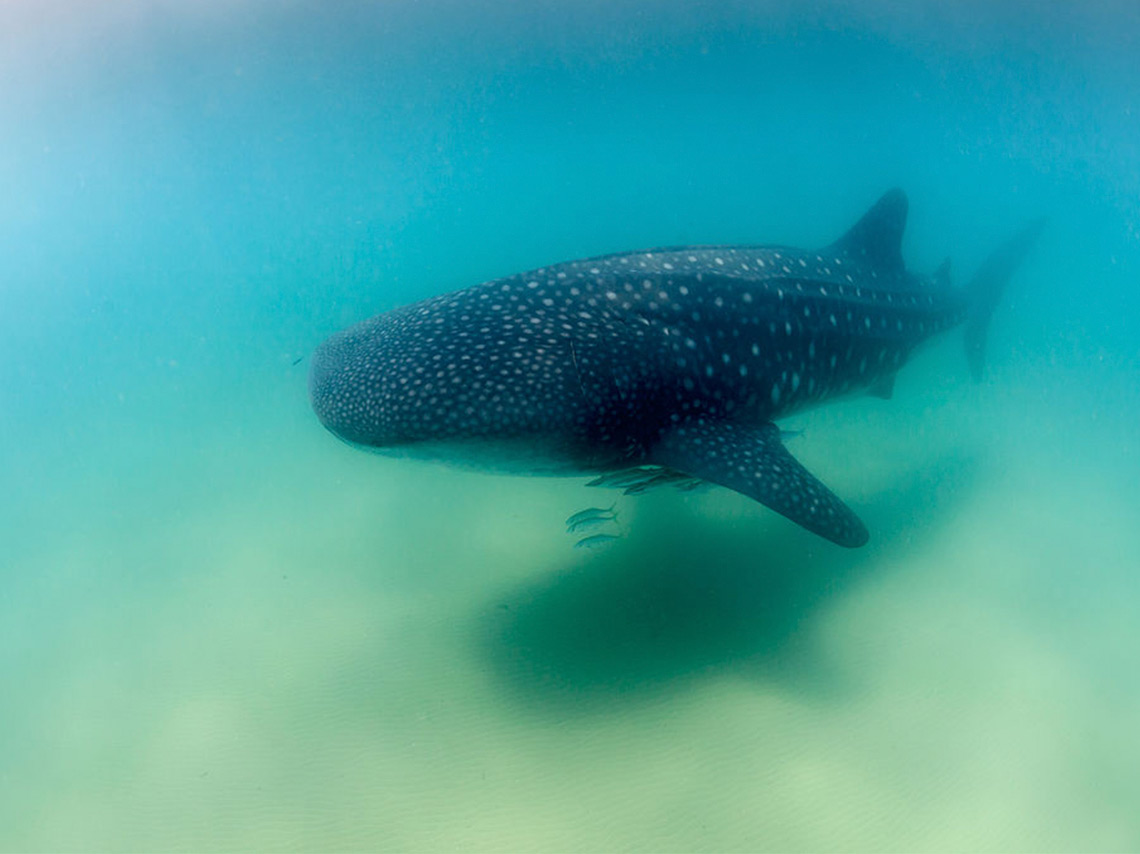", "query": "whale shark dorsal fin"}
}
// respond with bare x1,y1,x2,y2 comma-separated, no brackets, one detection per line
649,419,869,547
825,188,908,274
